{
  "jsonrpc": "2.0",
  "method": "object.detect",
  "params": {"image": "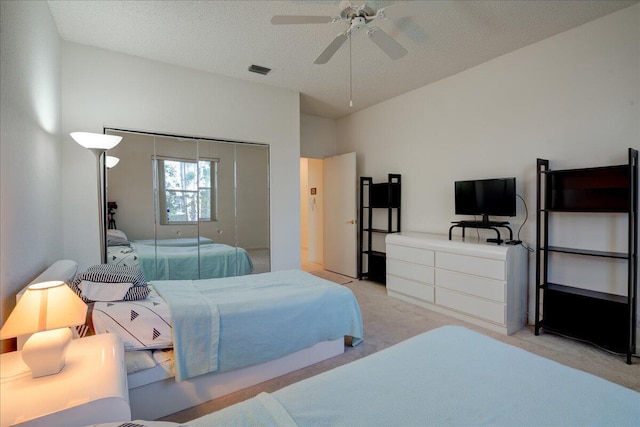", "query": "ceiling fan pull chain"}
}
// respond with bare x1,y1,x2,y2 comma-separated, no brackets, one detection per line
349,34,353,108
